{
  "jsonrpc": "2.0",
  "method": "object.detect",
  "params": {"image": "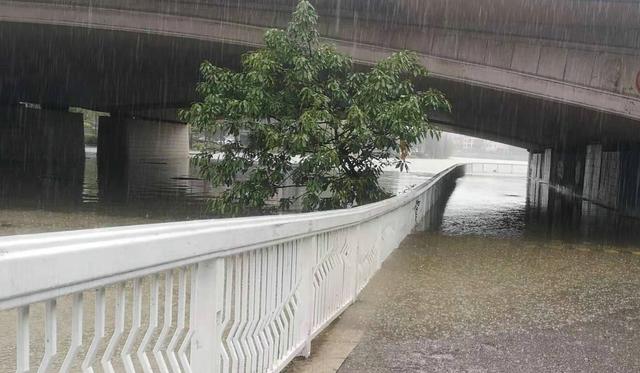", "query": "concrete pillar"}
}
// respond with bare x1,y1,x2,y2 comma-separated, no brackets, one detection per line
542,148,552,183
0,106,85,205
527,150,549,182
548,146,586,195
0,106,84,172
582,144,621,210
527,152,539,180
580,143,640,217
598,150,620,208
97,115,190,201
529,146,589,221
526,170,550,215
527,150,551,216
617,145,640,217
531,143,640,222
98,115,189,163
582,144,602,200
